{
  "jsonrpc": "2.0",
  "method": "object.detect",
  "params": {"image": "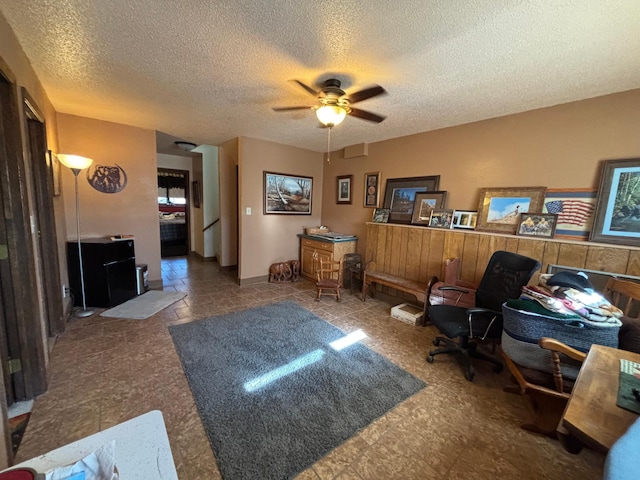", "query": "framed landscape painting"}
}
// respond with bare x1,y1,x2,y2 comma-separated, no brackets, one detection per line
591,158,640,246
382,175,440,224
475,186,546,234
336,175,352,204
264,171,312,214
